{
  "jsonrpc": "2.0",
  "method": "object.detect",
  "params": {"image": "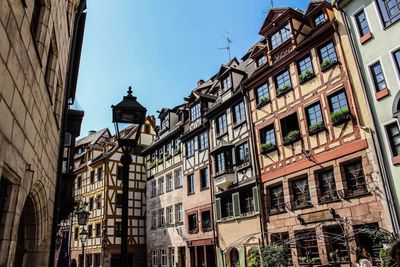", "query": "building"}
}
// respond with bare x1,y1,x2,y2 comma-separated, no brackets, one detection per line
70,120,154,267
204,58,262,266
0,0,86,266
333,0,400,232
143,106,186,267
243,1,394,265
